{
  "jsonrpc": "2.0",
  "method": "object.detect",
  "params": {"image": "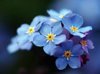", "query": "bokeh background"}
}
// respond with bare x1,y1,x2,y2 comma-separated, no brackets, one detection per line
0,0,100,74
